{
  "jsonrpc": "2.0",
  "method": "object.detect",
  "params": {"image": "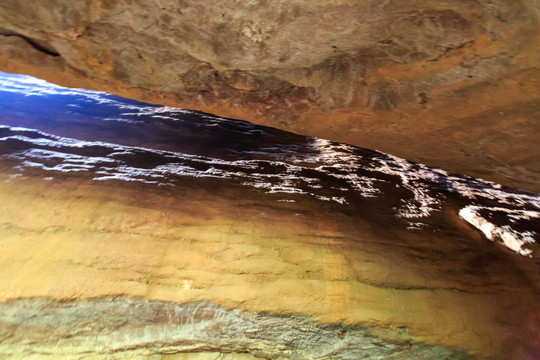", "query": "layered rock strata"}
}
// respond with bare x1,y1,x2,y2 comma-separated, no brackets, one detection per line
1,0,540,191
2,171,538,359
0,75,539,359
0,298,469,359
